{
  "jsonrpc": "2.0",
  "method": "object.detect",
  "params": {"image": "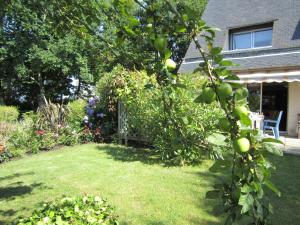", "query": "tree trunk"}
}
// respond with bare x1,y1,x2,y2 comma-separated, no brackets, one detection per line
0,79,4,105
37,73,46,107
75,77,81,98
